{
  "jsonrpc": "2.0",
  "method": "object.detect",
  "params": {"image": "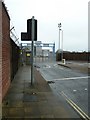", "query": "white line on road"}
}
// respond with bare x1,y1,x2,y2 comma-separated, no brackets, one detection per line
51,76,90,81
73,90,77,92
85,88,88,91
